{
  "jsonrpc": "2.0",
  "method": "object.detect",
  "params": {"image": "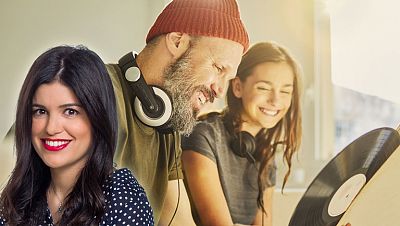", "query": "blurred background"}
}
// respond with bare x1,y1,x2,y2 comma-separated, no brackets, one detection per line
1,0,399,225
